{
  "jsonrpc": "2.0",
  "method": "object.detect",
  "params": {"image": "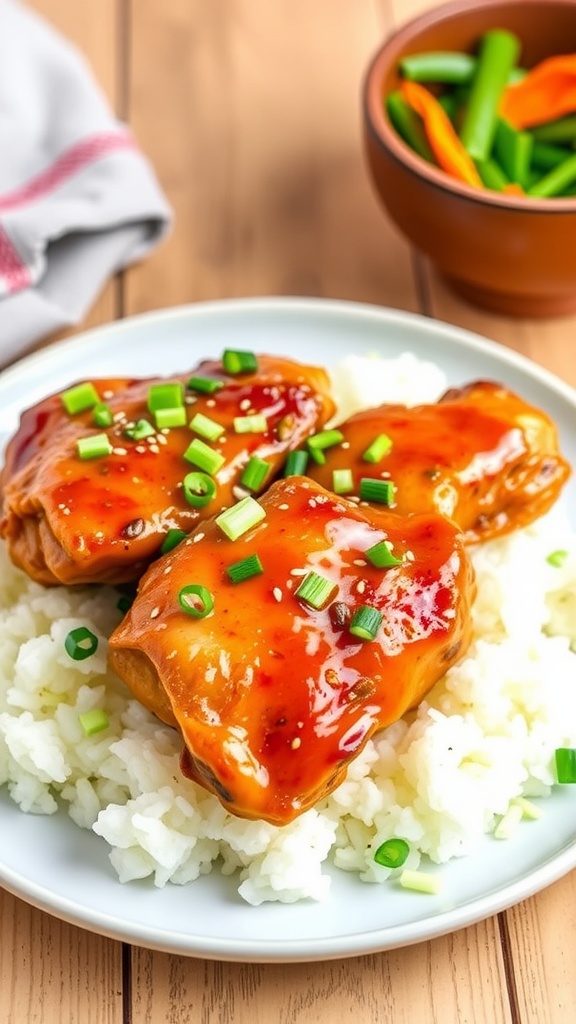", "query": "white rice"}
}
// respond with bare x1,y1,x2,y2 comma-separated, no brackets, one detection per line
0,354,575,905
